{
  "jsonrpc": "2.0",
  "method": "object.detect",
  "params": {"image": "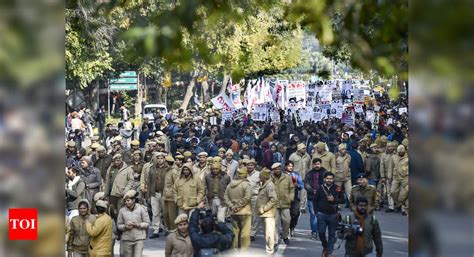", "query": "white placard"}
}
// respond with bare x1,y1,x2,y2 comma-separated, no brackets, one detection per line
398,107,408,115
211,93,234,109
